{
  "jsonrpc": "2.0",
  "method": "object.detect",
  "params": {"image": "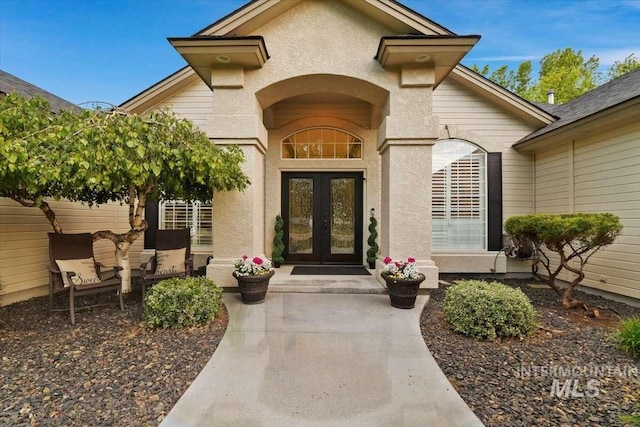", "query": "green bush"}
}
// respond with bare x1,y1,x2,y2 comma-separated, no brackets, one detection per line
613,316,640,359
444,280,537,340
144,276,223,329
272,214,285,264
